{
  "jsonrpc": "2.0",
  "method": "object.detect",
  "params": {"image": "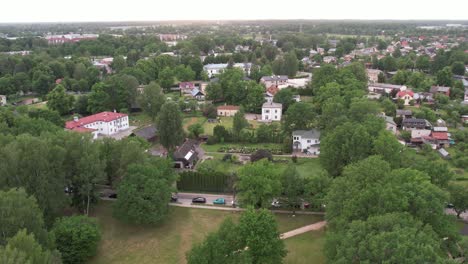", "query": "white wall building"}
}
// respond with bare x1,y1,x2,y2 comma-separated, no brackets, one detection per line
261,102,282,121
66,111,129,138
203,63,252,78
292,129,321,155
0,95,6,106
